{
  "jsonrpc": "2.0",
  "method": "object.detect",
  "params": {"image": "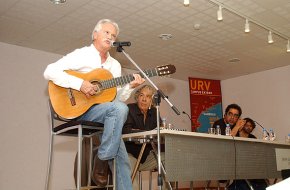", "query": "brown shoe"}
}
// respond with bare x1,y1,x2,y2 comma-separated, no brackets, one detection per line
92,155,109,187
